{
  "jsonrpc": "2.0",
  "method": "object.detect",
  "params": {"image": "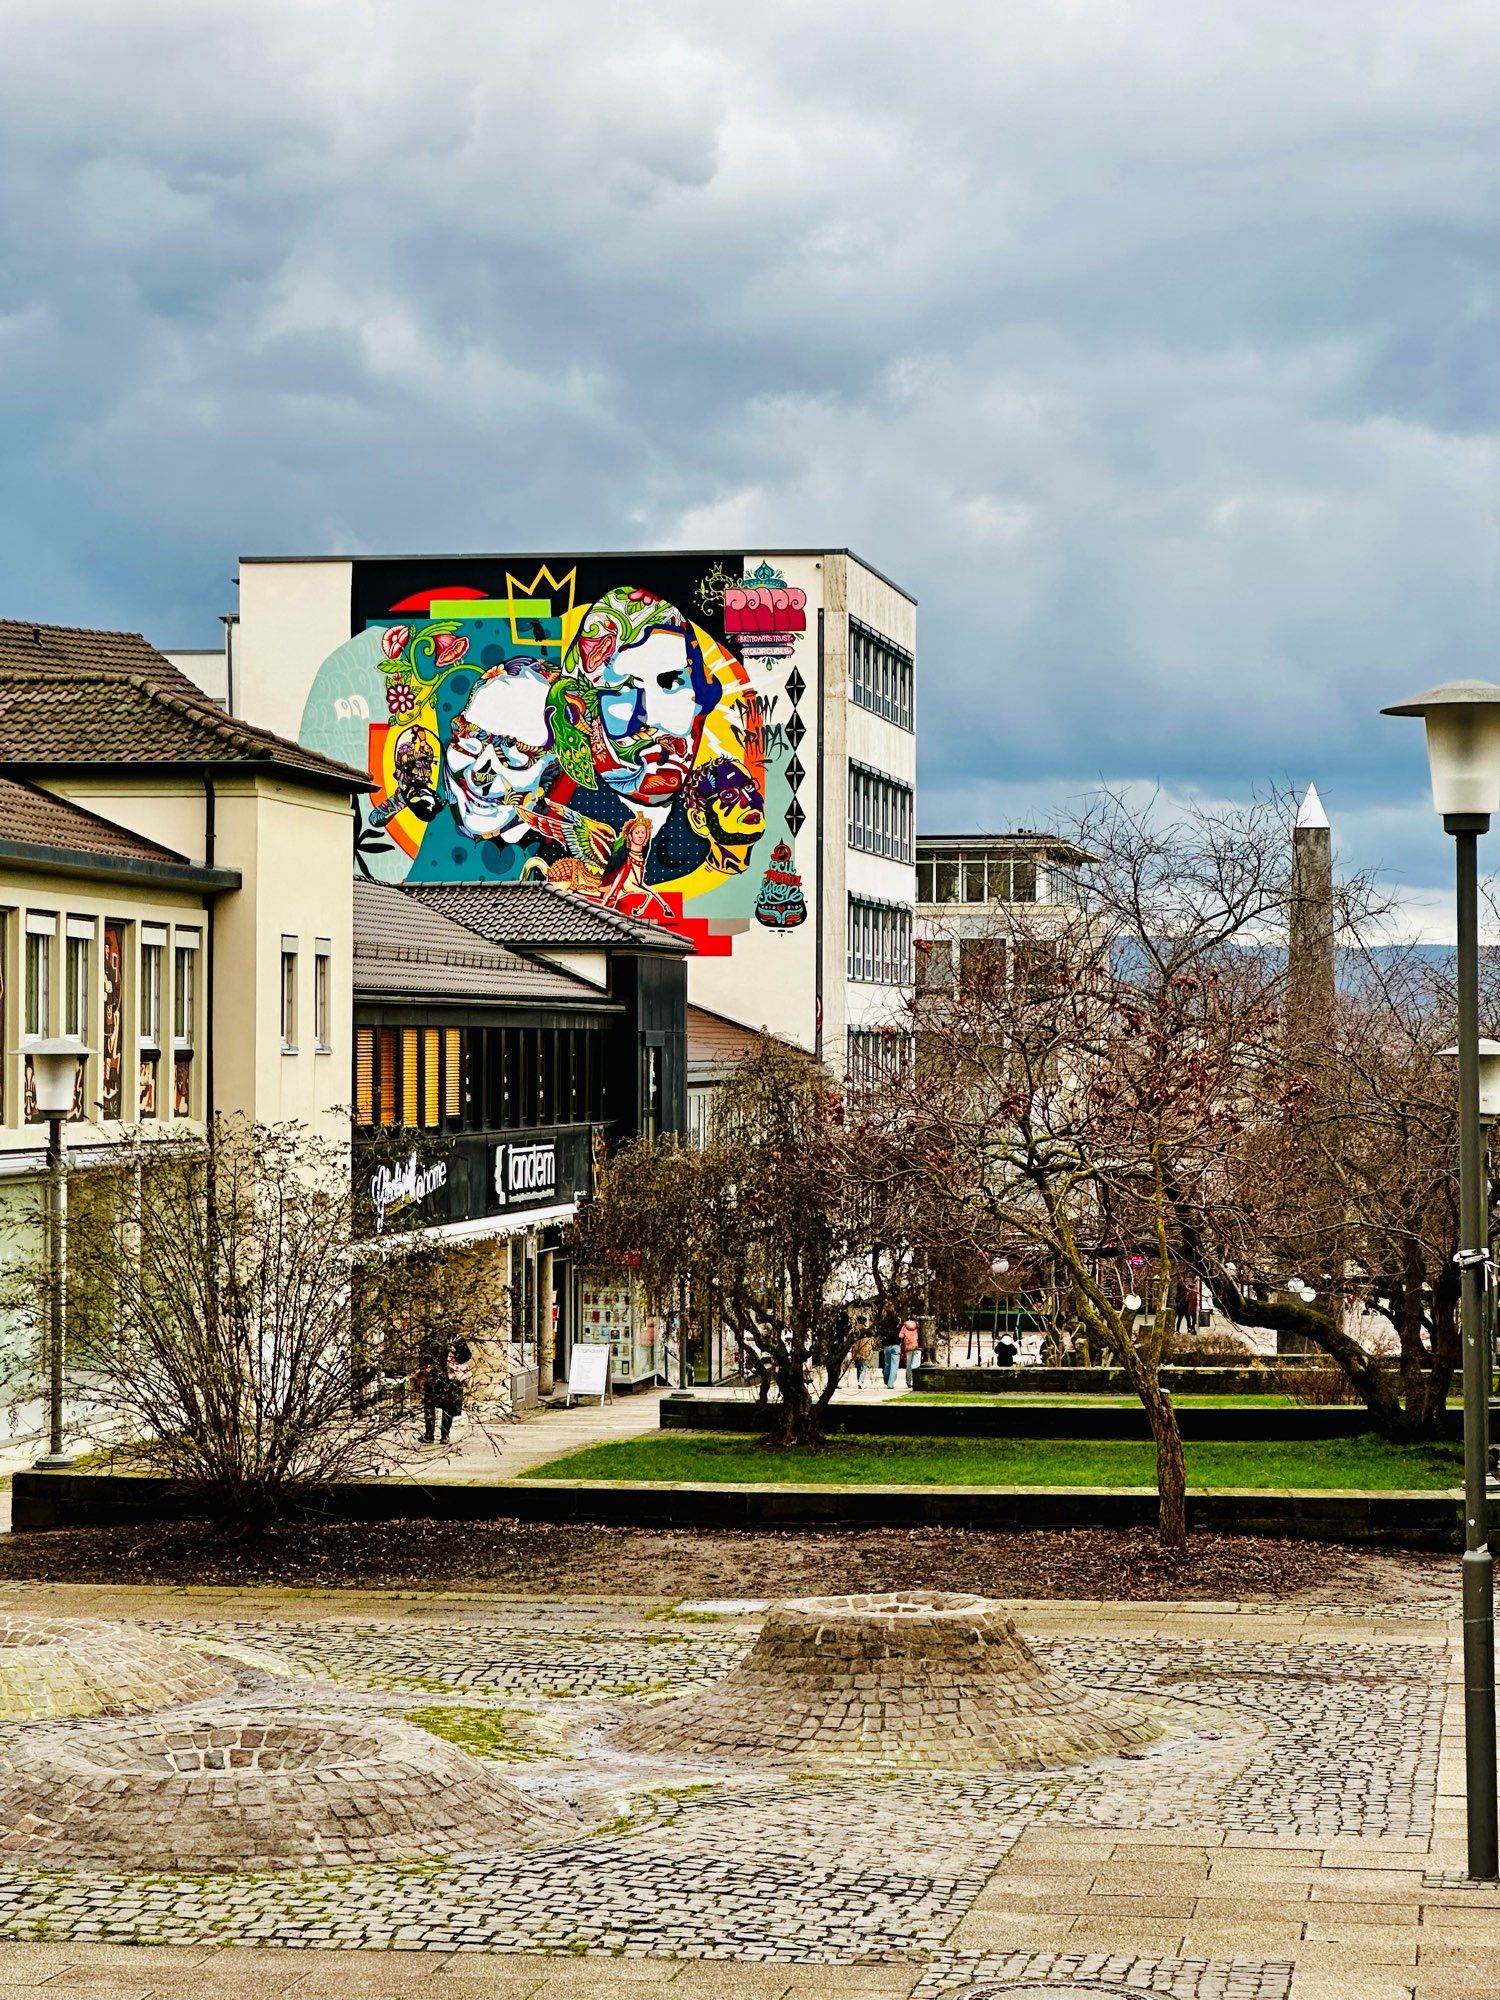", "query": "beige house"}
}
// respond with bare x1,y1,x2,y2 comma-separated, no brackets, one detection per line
0,620,369,1443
